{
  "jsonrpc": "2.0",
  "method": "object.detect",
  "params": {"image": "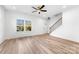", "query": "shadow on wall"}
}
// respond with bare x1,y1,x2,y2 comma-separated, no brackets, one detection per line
50,7,79,42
